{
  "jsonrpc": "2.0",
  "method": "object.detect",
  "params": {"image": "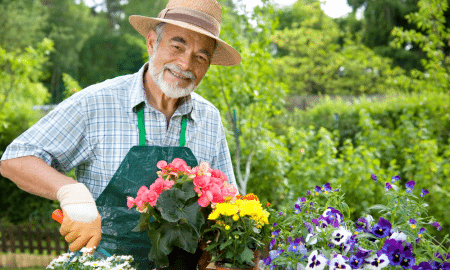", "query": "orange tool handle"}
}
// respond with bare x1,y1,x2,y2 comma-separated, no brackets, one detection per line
52,209,64,224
